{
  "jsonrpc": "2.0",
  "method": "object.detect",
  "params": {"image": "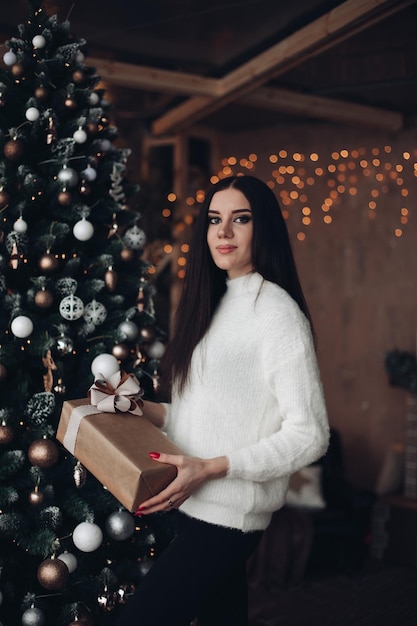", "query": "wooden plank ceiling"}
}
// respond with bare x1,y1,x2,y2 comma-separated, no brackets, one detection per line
1,0,417,134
